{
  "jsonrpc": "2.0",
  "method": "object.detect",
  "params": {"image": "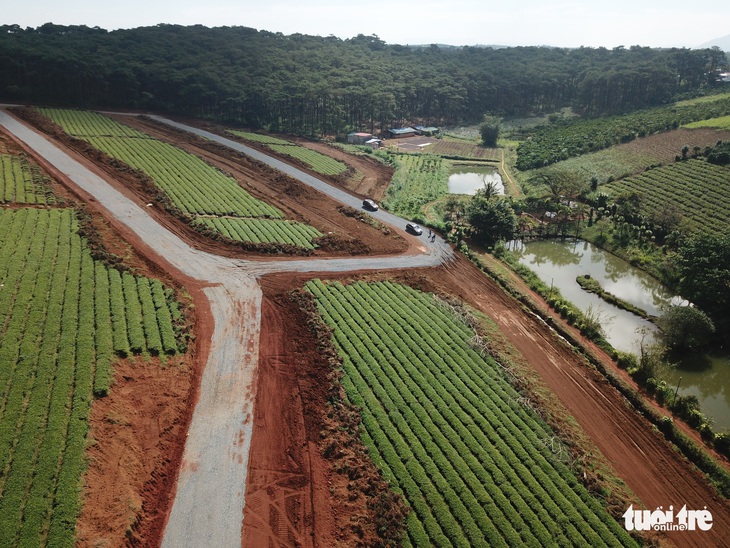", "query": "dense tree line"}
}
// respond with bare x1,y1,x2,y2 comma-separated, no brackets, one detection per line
674,231,730,334
0,23,726,135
